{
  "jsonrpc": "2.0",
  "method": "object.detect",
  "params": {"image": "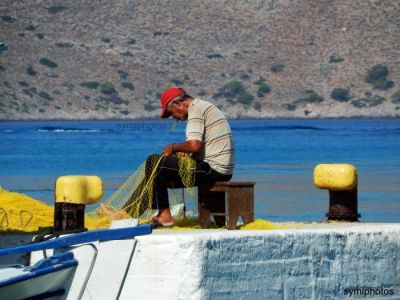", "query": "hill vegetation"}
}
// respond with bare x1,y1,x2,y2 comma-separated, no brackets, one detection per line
0,0,399,119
